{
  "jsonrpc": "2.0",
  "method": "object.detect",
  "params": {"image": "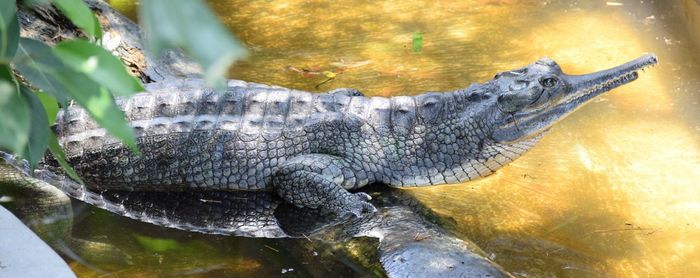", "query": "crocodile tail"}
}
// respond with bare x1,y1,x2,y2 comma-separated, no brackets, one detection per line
0,151,129,216
33,169,131,215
